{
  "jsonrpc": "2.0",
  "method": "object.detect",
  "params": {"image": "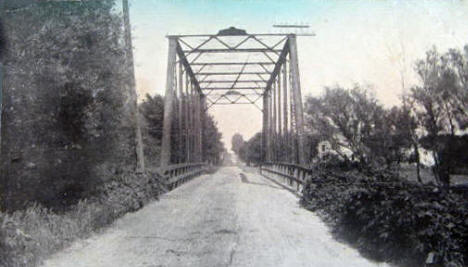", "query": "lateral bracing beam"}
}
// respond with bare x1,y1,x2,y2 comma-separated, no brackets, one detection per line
195,72,271,76
184,48,283,54
191,62,275,66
